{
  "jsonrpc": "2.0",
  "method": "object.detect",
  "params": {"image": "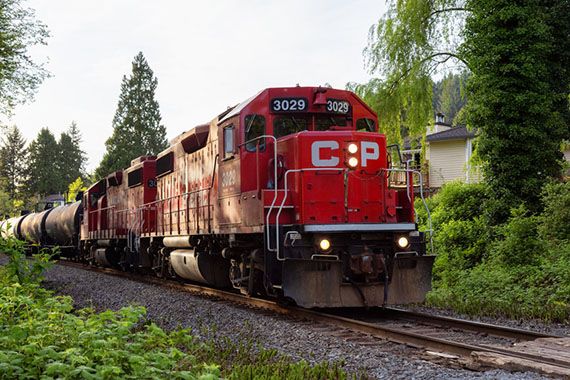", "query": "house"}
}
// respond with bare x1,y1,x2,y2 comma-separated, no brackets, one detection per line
425,122,479,189
401,113,479,190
